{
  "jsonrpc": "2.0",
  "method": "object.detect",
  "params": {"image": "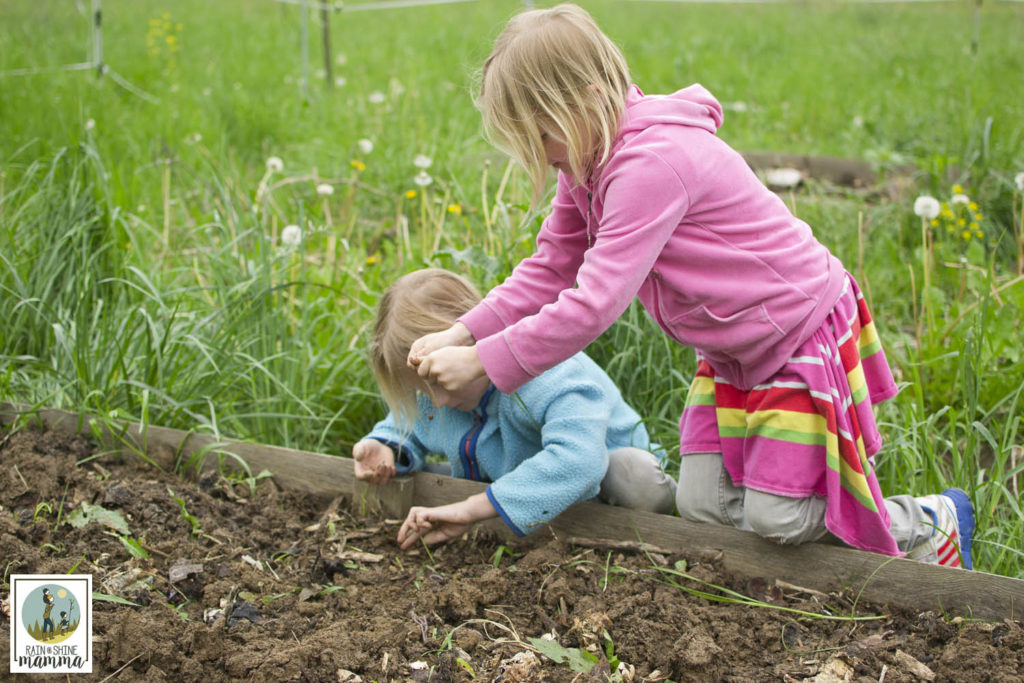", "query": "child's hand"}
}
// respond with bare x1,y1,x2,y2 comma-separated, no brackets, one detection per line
416,345,486,392
397,493,496,549
352,440,396,485
407,322,474,368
